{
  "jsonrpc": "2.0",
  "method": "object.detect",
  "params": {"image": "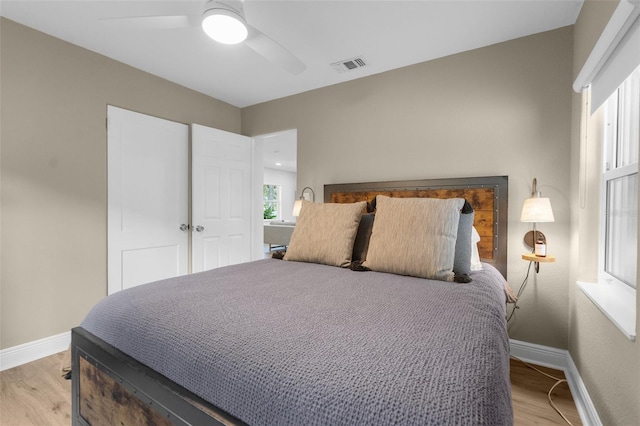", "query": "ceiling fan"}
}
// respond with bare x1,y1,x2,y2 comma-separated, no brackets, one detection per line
108,0,306,75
